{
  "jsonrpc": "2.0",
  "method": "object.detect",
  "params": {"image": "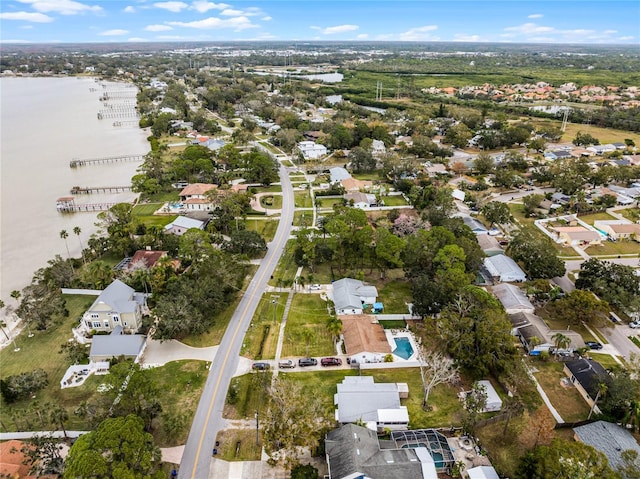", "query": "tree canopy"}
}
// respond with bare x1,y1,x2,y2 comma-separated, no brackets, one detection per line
507,227,565,279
